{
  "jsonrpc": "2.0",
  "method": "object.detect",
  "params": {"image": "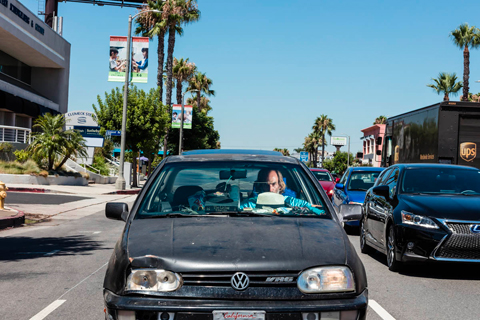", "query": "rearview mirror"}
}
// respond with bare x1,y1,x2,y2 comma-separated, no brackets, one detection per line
219,169,247,180
106,202,129,221
372,185,389,198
